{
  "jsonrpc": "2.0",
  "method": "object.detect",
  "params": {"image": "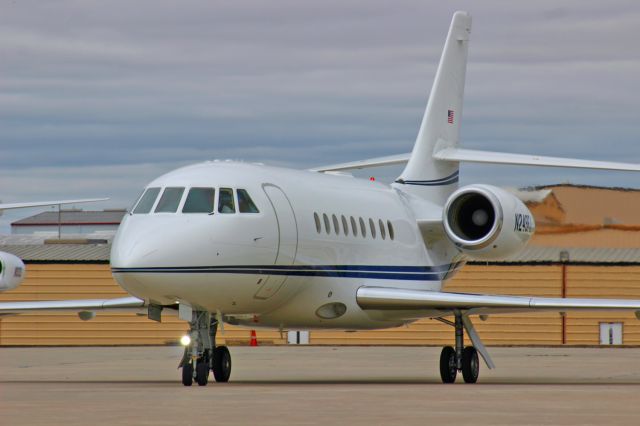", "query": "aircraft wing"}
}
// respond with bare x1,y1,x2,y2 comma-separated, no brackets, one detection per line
0,296,145,315
0,198,108,211
357,287,640,316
